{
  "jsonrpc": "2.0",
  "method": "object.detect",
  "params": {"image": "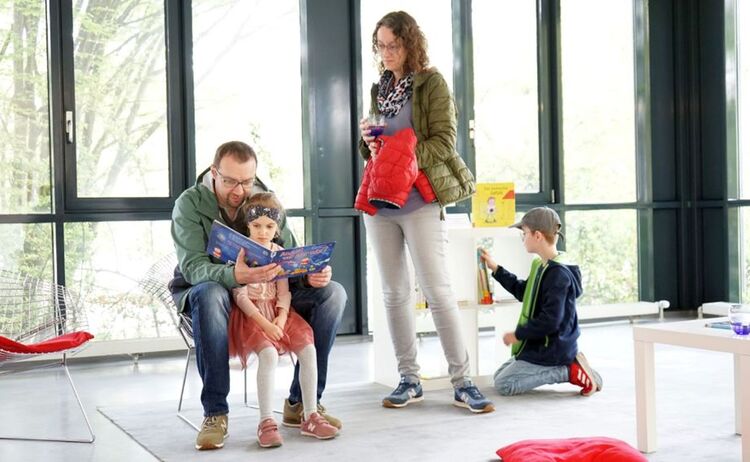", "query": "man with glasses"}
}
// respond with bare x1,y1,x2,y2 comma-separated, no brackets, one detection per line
170,140,346,451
